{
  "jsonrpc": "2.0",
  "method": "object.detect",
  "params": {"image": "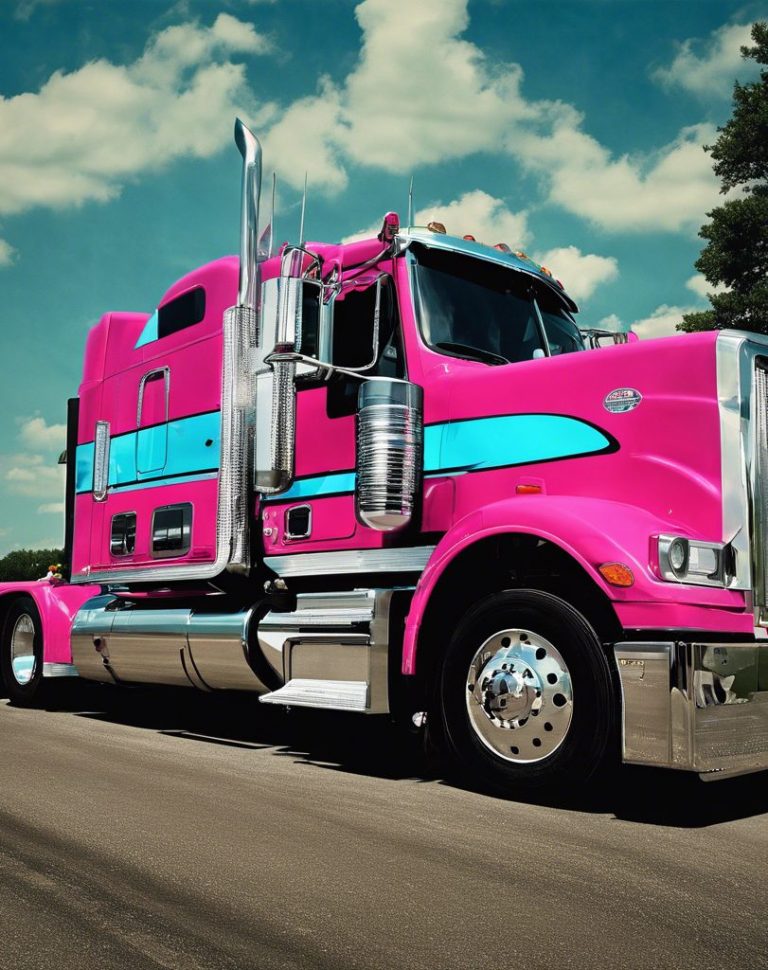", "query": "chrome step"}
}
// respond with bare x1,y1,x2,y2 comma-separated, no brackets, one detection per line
256,588,413,714
259,678,369,712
